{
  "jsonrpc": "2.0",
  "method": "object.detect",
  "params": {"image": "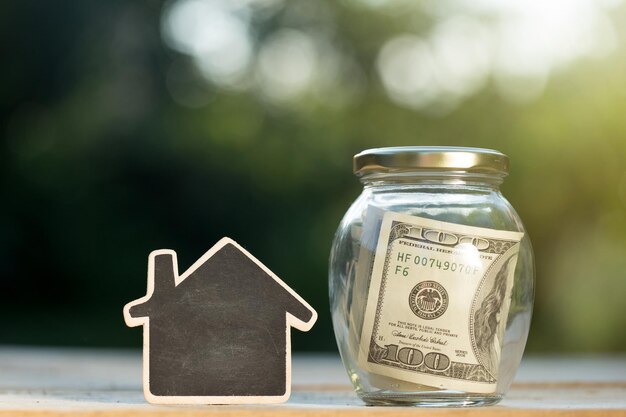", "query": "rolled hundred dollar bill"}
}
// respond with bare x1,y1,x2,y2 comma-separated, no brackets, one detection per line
357,209,523,393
